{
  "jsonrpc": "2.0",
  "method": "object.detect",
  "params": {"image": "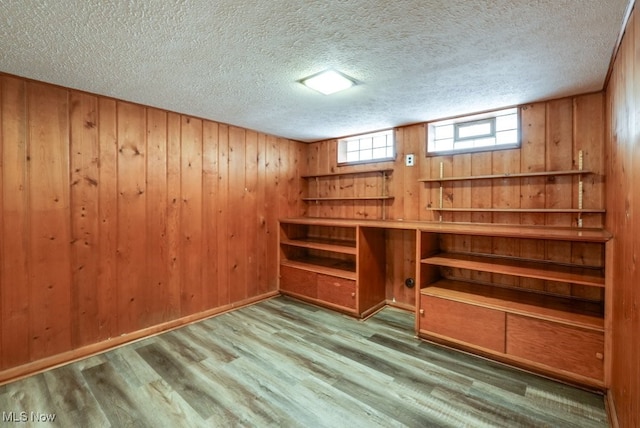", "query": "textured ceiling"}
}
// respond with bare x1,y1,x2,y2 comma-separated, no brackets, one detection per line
0,0,629,142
